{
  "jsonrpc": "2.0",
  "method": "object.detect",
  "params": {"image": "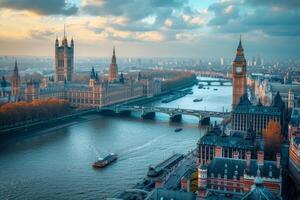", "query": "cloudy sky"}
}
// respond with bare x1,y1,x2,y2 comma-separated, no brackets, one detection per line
0,0,299,59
